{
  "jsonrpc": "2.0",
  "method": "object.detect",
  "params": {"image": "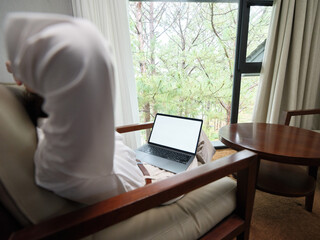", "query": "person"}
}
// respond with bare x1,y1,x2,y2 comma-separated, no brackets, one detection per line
6,60,48,126
4,12,145,204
